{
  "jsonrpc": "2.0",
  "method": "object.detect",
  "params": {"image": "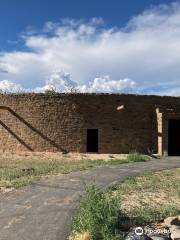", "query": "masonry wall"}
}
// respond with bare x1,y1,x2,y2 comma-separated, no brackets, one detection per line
0,93,180,154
